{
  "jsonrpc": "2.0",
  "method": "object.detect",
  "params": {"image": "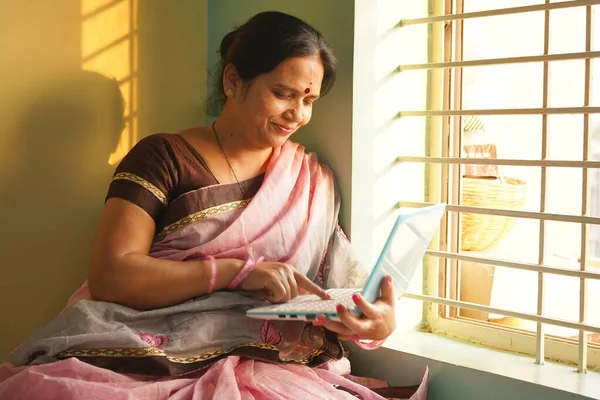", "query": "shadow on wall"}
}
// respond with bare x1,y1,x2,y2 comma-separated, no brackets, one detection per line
0,70,124,359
